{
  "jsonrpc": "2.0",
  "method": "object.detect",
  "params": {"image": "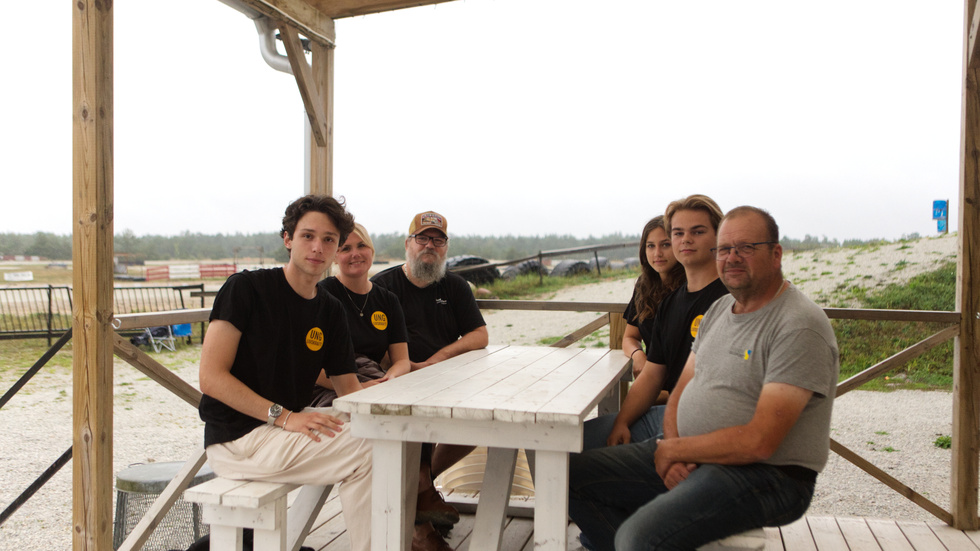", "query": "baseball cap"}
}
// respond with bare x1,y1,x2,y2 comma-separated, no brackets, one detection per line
408,211,448,237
